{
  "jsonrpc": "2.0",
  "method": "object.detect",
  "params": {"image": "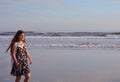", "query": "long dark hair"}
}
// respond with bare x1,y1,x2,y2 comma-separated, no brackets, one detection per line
6,30,26,53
